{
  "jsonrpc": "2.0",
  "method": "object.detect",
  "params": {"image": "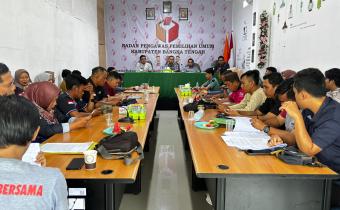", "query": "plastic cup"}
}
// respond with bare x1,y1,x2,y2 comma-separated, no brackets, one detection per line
83,150,97,170
226,119,235,132
188,111,195,121
104,113,113,127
